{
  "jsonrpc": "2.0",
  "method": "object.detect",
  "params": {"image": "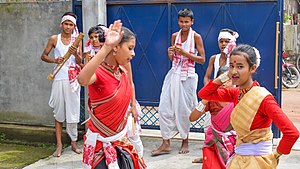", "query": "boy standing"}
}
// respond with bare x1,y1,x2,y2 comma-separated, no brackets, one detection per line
152,8,205,156
203,28,239,85
41,12,82,157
